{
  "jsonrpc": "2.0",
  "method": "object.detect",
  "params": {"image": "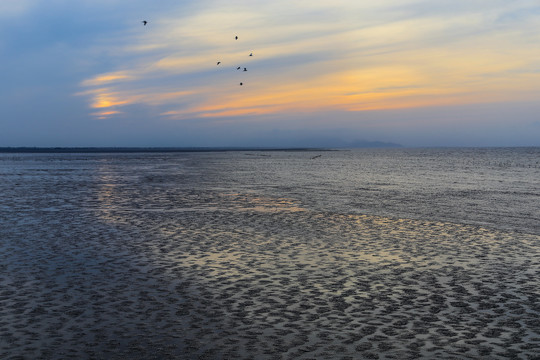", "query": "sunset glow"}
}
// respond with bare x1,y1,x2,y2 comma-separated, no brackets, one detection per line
2,0,540,146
